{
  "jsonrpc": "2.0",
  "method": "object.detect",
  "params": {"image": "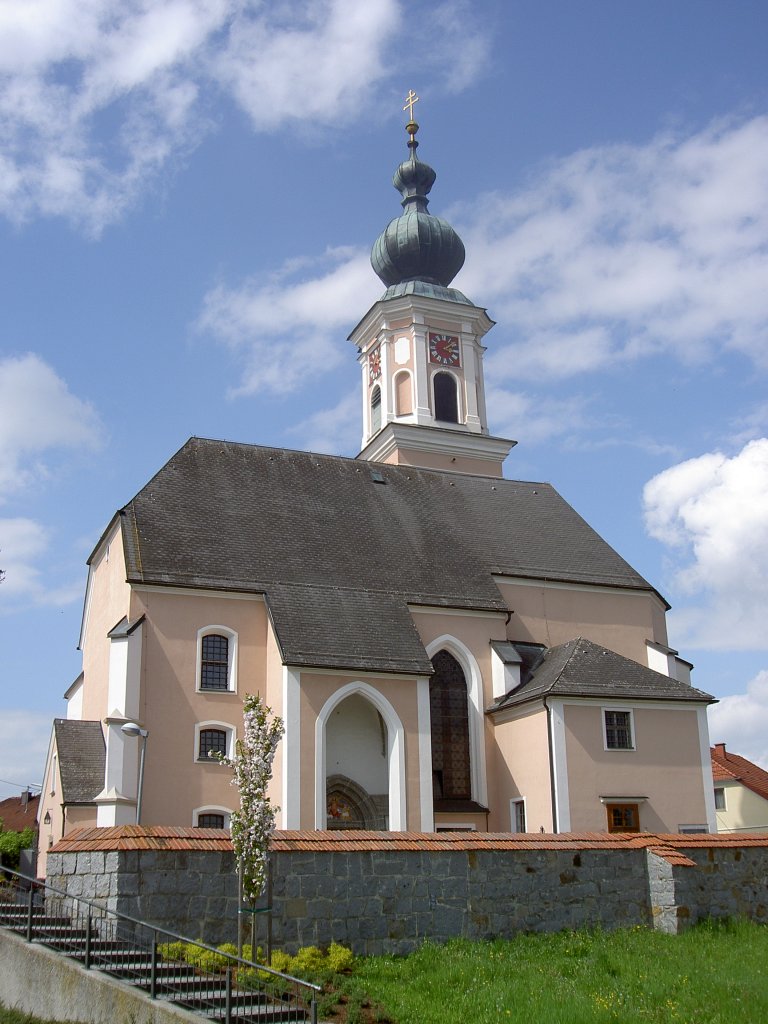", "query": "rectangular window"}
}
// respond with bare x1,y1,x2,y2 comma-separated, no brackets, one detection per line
606,803,639,833
511,798,526,833
714,787,726,810
604,709,634,750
